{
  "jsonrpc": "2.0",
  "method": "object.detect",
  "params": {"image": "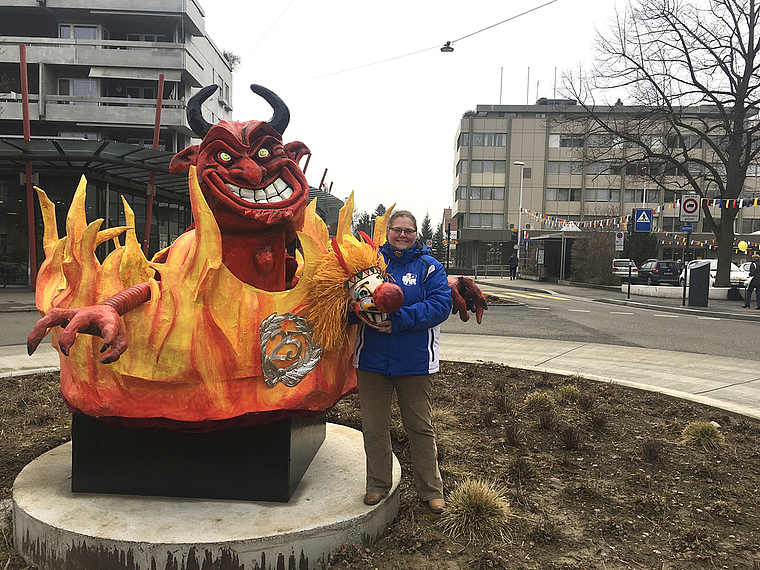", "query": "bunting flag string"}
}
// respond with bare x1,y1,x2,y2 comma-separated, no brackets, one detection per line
519,194,760,232
518,207,760,253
